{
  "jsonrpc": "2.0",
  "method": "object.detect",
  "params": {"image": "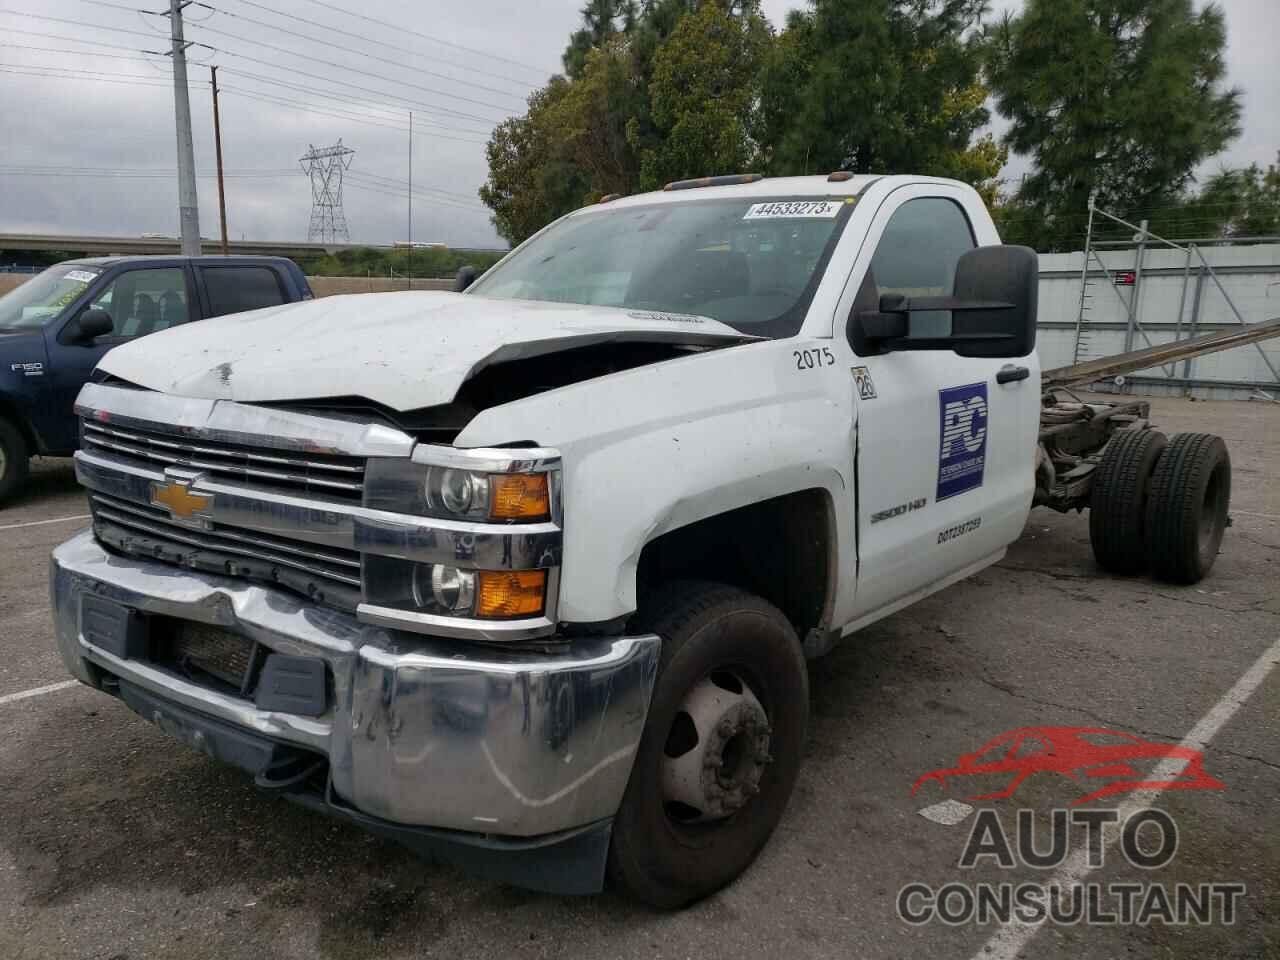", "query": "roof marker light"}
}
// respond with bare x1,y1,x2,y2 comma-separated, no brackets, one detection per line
663,173,764,192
